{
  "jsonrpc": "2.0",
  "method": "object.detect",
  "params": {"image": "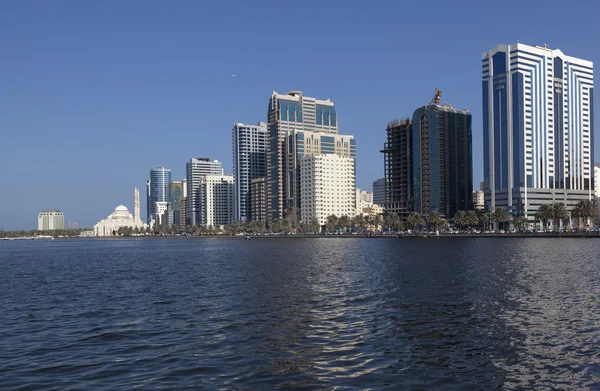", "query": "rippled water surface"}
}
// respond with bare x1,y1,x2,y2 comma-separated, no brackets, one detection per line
2,238,600,390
